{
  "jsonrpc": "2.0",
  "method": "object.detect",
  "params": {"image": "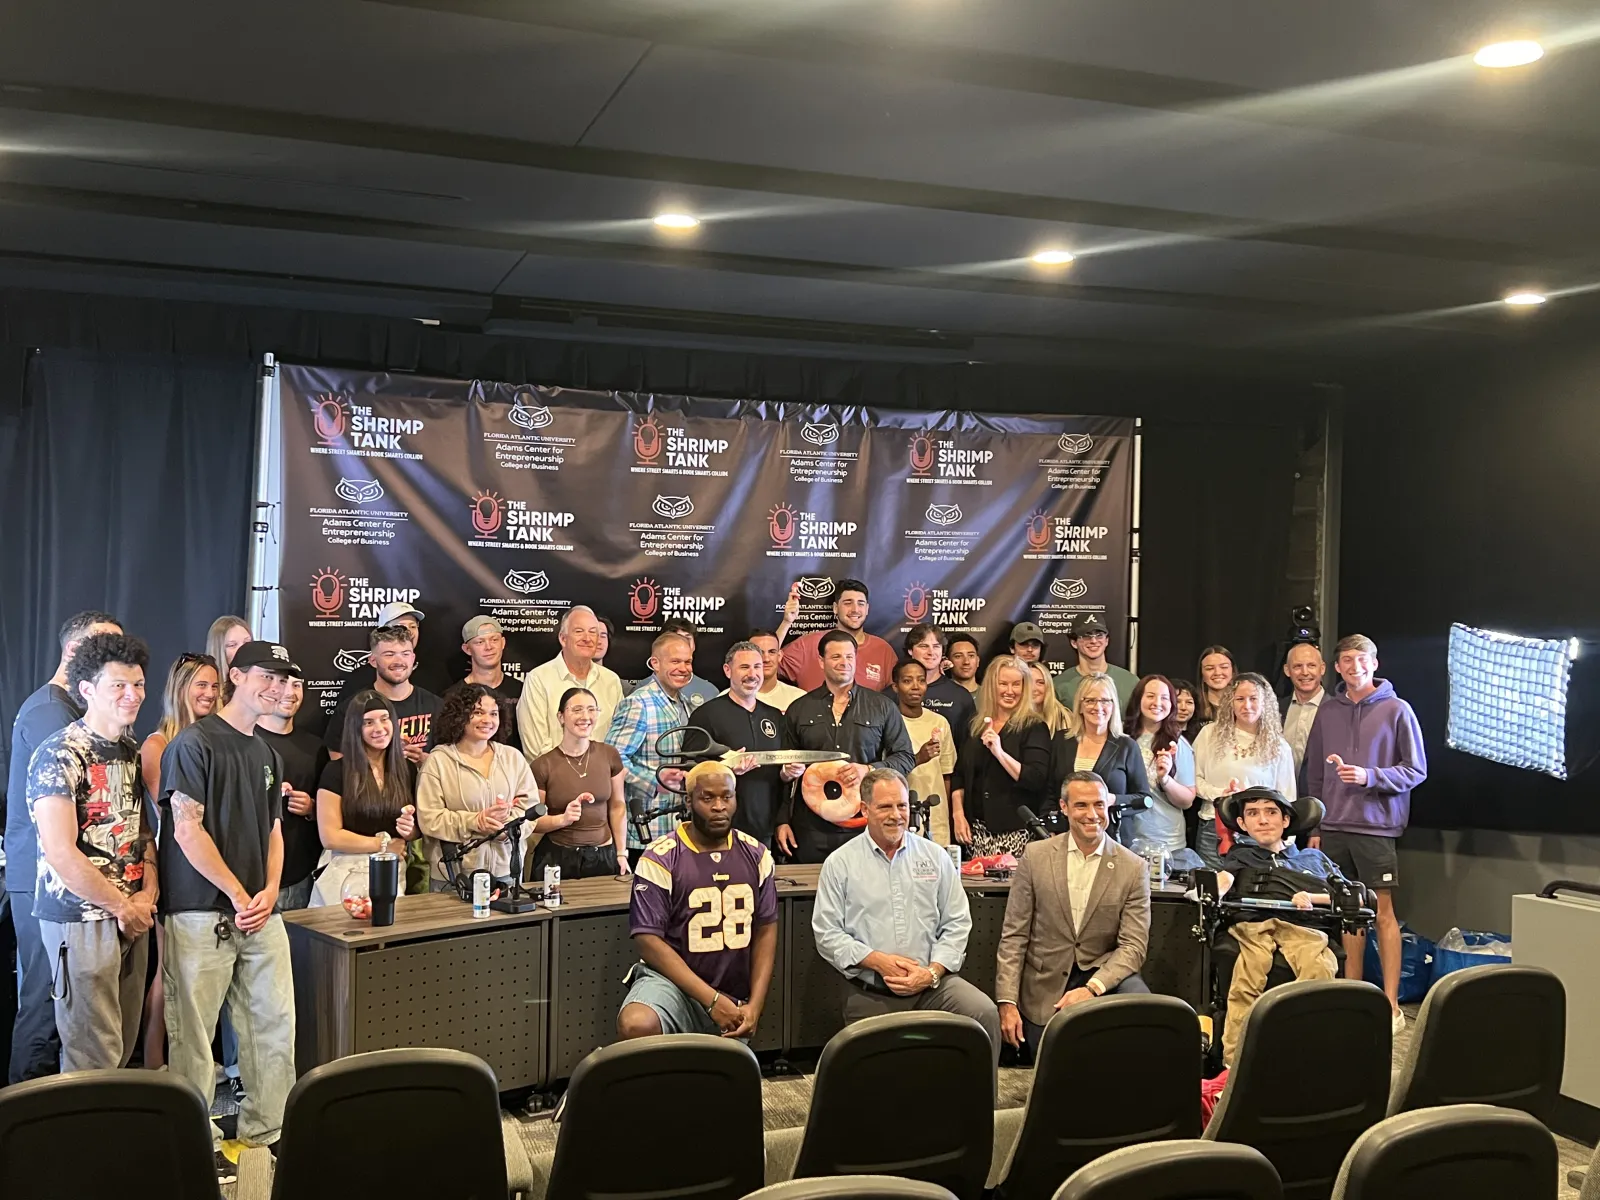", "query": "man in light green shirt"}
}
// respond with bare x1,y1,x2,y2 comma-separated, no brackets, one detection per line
1053,613,1139,711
